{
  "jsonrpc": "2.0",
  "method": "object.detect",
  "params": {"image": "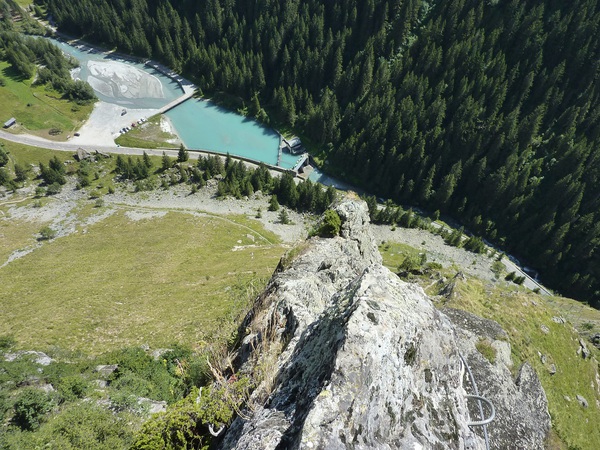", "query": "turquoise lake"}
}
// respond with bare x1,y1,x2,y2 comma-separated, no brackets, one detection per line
51,38,325,173
165,100,296,168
